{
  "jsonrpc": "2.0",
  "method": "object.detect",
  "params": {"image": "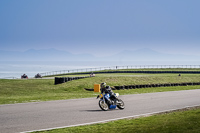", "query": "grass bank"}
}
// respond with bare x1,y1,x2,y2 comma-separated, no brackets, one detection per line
0,73,200,104
35,107,200,133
